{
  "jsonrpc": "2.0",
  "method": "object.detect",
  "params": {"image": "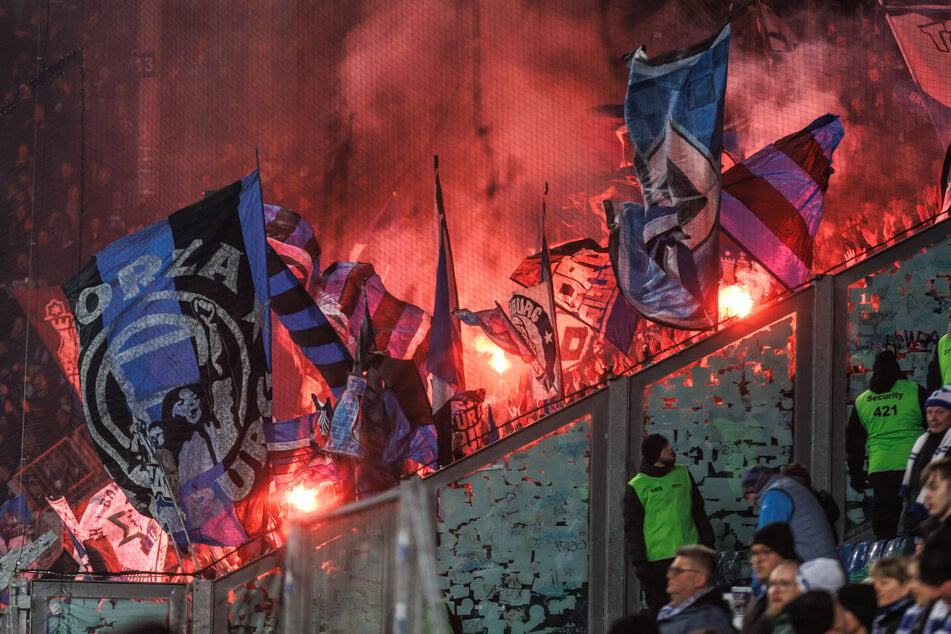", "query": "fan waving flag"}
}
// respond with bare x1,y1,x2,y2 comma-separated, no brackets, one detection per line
61,171,271,551
609,19,730,330
720,114,844,289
